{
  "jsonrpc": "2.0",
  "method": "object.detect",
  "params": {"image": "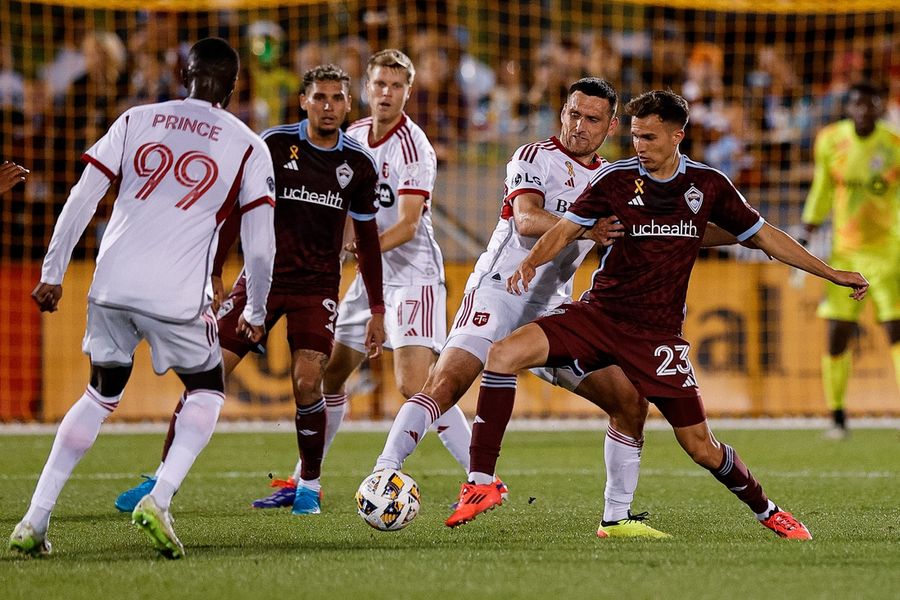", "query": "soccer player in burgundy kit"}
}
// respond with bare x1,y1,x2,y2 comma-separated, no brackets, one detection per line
11,38,276,559
447,90,869,539
114,64,385,516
